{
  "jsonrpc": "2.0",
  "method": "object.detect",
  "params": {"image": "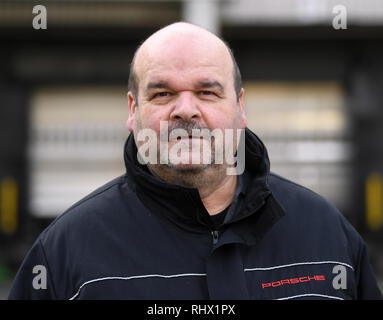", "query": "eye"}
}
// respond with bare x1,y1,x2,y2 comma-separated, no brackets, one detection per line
200,91,216,96
154,92,170,98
